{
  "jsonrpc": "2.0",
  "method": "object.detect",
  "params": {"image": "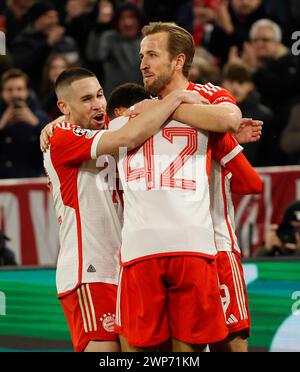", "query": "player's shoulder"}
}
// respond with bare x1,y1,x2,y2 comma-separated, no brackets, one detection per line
108,116,129,131
193,82,223,96
52,122,84,139
50,123,86,149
